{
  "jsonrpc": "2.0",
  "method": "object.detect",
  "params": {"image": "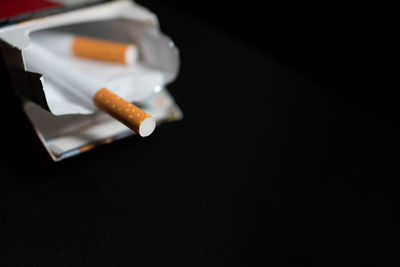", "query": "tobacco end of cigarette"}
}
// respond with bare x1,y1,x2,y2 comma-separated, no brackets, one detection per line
93,88,155,137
